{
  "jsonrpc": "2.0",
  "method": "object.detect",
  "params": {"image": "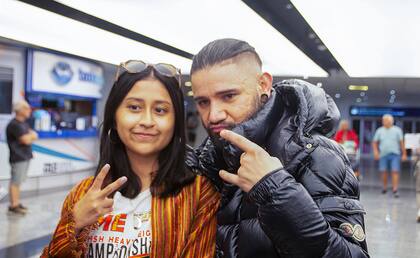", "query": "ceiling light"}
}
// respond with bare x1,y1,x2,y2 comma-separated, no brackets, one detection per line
291,0,420,77
335,93,341,99
349,85,369,91
390,90,395,95
356,97,362,103
360,92,365,97
187,91,194,97
55,0,327,77
317,45,327,51
184,81,192,87
0,1,192,71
